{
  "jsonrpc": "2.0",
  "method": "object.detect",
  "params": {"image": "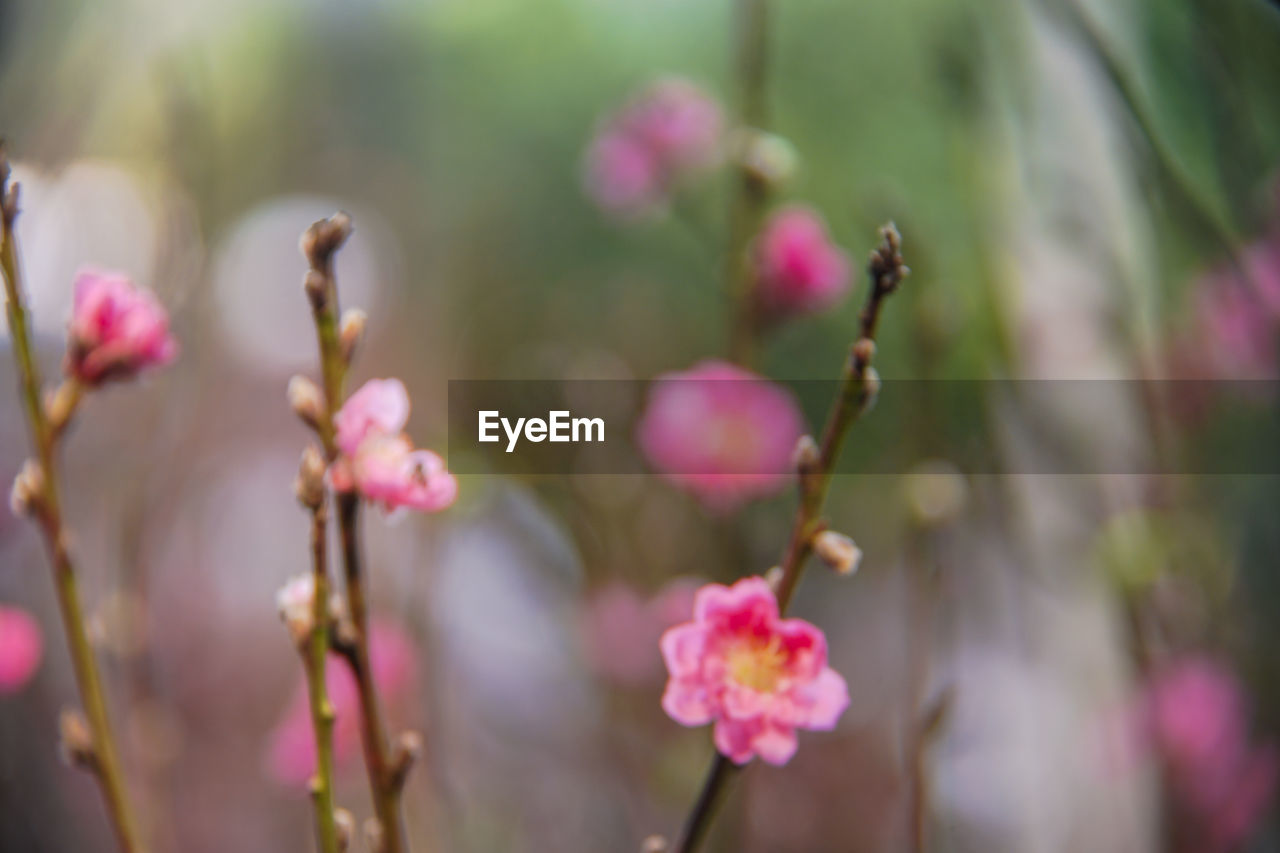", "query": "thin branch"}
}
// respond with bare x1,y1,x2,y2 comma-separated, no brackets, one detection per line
301,213,411,853
1,144,147,853
671,224,908,853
